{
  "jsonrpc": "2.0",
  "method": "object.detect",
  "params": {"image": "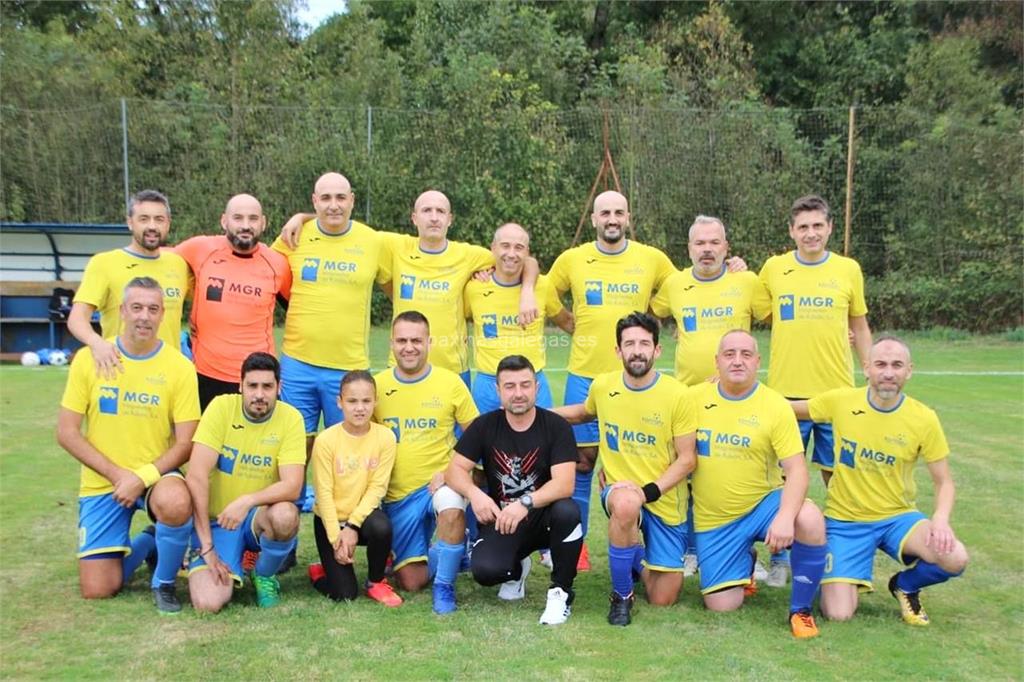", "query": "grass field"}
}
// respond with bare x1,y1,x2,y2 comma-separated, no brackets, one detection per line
1,329,1022,680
